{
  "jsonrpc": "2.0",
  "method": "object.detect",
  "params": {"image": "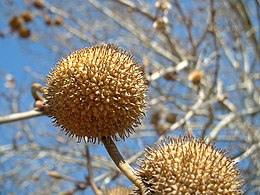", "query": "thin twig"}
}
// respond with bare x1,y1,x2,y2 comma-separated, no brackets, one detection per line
233,142,260,163
113,0,155,21
147,60,188,81
85,145,102,195
209,107,260,140
87,0,180,63
168,90,205,132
